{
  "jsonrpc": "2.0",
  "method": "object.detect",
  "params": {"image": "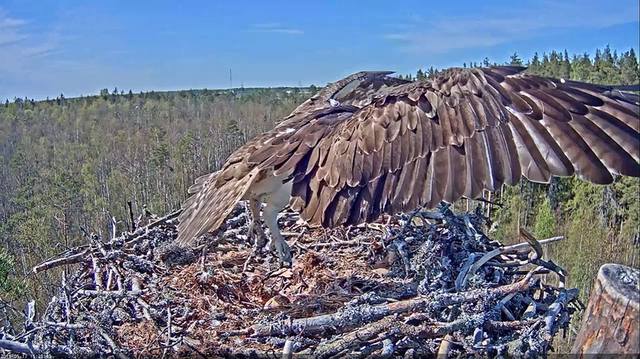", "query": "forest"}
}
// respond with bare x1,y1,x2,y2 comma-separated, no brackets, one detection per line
1,46,639,316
